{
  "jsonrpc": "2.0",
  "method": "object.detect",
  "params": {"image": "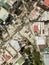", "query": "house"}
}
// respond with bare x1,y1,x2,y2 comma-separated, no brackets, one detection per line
10,40,21,51
0,7,15,24
0,0,4,6
8,52,25,65
0,7,15,25
43,0,49,7
3,50,12,61
20,26,34,45
0,0,17,10
29,8,40,20
4,0,16,7
14,57,25,65
43,53,49,65
37,0,49,11
35,36,46,52
39,11,49,21
30,22,41,35
30,22,49,36
0,7,8,23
